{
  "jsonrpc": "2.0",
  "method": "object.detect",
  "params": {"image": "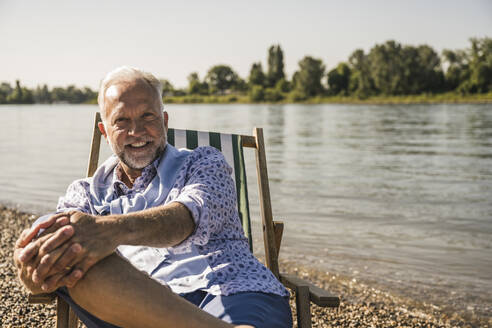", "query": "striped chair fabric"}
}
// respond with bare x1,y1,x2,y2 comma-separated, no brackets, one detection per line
167,128,253,249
